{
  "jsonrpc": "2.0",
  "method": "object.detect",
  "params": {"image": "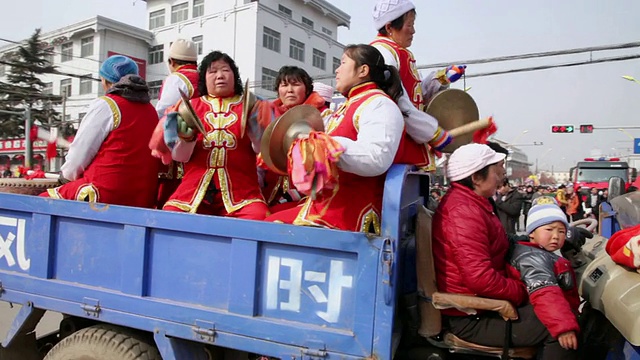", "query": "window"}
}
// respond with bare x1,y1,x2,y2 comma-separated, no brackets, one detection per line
60,78,72,97
261,67,279,90
312,48,326,70
61,42,73,62
322,27,333,36
78,112,86,123
43,48,54,64
149,9,165,29
80,76,92,95
278,4,292,18
171,3,189,23
289,38,305,62
262,27,280,53
332,57,340,73
301,17,314,29
64,114,71,122
42,82,53,95
192,35,203,55
0,64,4,77
149,45,164,65
193,0,204,17
80,36,94,57
148,80,163,100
